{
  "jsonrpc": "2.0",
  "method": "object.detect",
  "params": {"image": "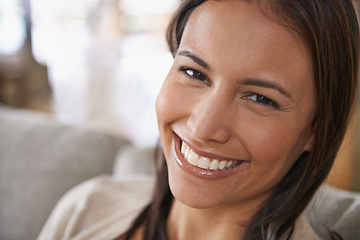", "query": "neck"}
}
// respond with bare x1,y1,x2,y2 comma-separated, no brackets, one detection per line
167,199,262,240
